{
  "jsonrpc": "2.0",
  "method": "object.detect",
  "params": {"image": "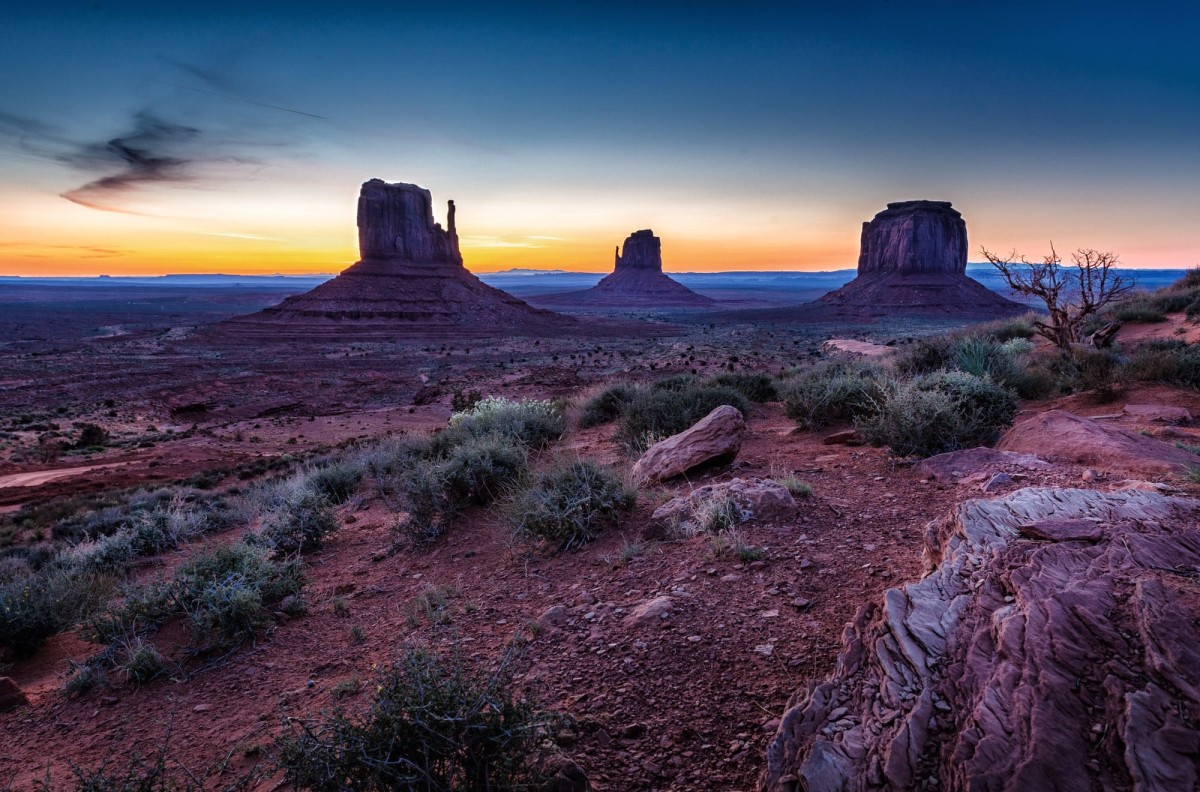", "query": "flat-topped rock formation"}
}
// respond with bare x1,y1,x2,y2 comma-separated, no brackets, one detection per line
531,229,715,308
813,200,1023,318
221,180,574,339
